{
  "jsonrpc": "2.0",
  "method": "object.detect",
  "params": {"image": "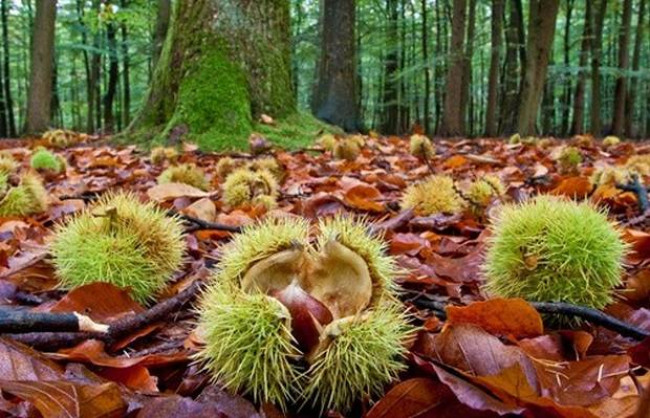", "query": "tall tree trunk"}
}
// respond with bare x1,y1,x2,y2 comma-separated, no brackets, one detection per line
129,0,295,149
625,0,646,138
381,0,399,134
439,0,467,136
516,0,560,136
571,0,591,135
590,0,607,136
561,0,573,136
312,0,360,132
24,0,57,134
485,0,503,137
153,0,171,69
1,0,15,136
433,0,445,132
120,0,131,127
421,0,430,134
103,13,119,133
460,0,476,136
0,42,6,137
499,0,524,134
612,0,632,137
